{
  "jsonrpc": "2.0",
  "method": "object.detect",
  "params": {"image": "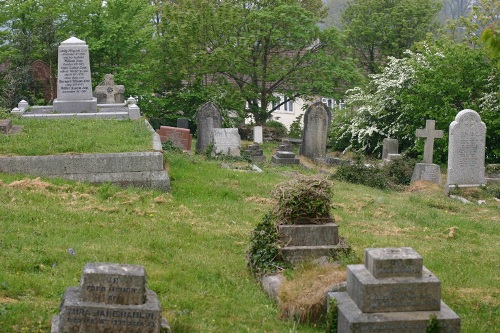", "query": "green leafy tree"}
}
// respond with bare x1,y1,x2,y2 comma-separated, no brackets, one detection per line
156,0,361,124
342,0,441,73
